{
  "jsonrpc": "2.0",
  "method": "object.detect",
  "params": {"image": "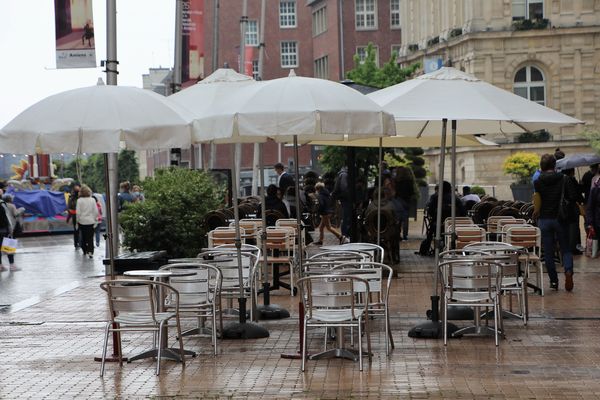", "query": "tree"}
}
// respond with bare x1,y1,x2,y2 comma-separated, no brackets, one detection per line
583,129,600,154
119,168,223,257
319,45,421,184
